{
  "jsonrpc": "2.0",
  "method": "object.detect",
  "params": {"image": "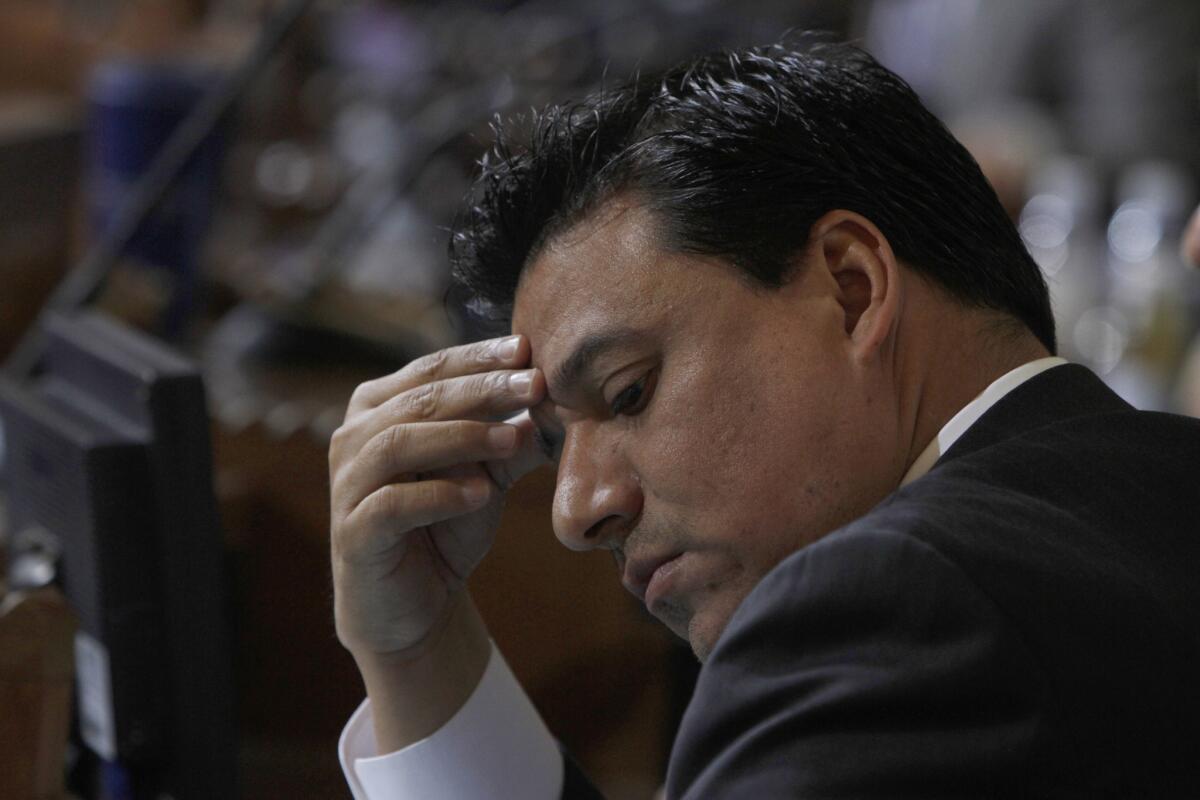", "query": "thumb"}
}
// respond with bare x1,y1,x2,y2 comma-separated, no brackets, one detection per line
483,410,551,490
